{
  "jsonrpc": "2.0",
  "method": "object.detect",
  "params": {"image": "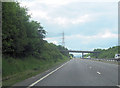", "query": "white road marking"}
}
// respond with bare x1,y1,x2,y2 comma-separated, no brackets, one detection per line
116,85,120,88
97,71,101,75
27,61,69,88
